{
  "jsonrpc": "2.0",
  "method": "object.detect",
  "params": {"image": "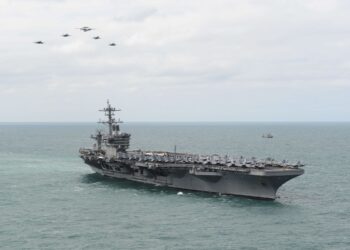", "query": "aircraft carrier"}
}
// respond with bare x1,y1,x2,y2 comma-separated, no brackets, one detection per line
79,101,304,200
